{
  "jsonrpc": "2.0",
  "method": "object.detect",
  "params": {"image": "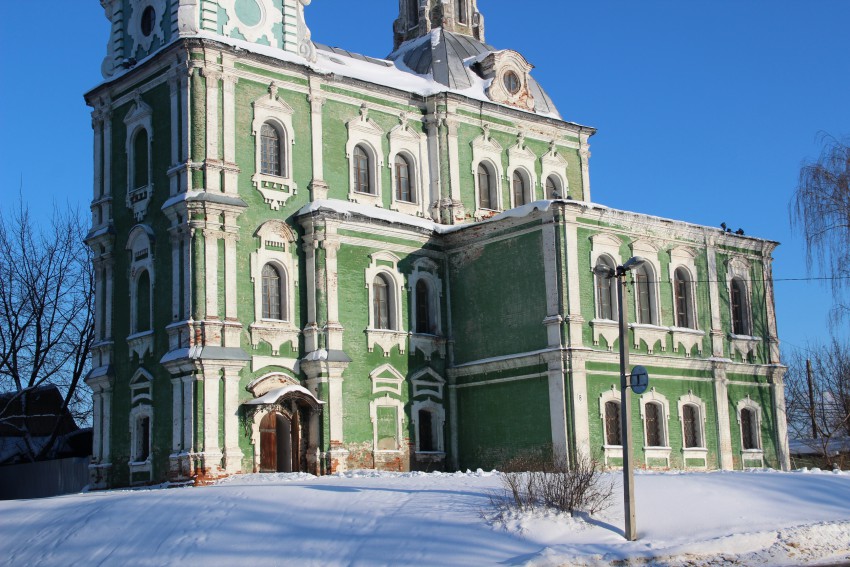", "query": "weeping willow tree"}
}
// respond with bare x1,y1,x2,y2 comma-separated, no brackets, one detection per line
791,136,850,321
